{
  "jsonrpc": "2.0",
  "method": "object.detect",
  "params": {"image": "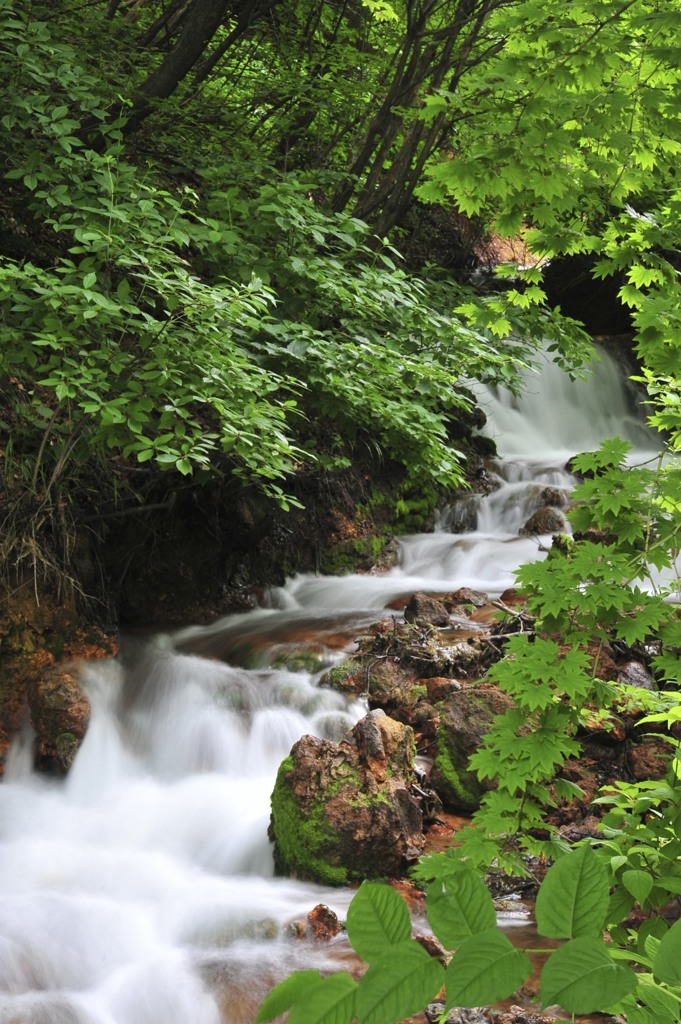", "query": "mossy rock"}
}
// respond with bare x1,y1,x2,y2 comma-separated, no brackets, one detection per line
319,656,365,694
270,753,352,886
430,686,514,812
318,534,396,576
269,711,424,885
270,645,329,674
